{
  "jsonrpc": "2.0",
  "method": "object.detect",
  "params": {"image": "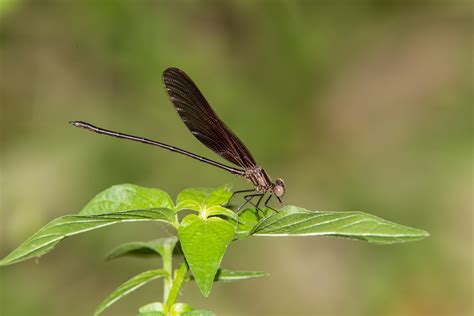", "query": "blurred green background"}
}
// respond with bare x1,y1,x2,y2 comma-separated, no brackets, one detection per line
0,1,472,315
